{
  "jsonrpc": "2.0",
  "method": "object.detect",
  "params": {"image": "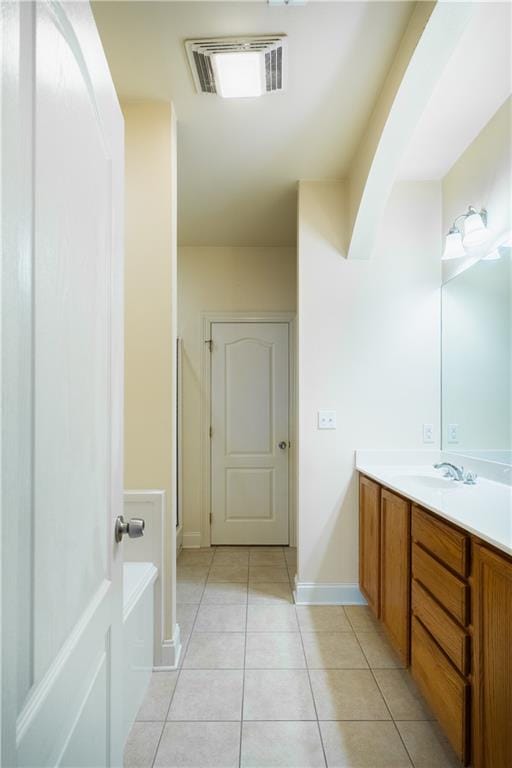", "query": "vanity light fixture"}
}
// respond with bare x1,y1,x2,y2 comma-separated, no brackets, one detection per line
442,206,488,260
